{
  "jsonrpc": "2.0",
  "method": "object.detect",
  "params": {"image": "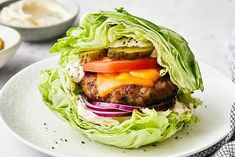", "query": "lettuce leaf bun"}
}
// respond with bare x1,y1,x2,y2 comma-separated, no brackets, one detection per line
39,9,203,148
